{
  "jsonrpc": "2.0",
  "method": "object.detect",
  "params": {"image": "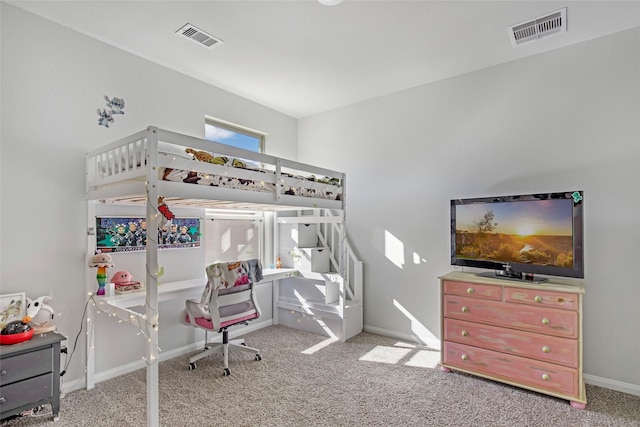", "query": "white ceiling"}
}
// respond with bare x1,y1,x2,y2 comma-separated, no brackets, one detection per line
9,1,640,118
